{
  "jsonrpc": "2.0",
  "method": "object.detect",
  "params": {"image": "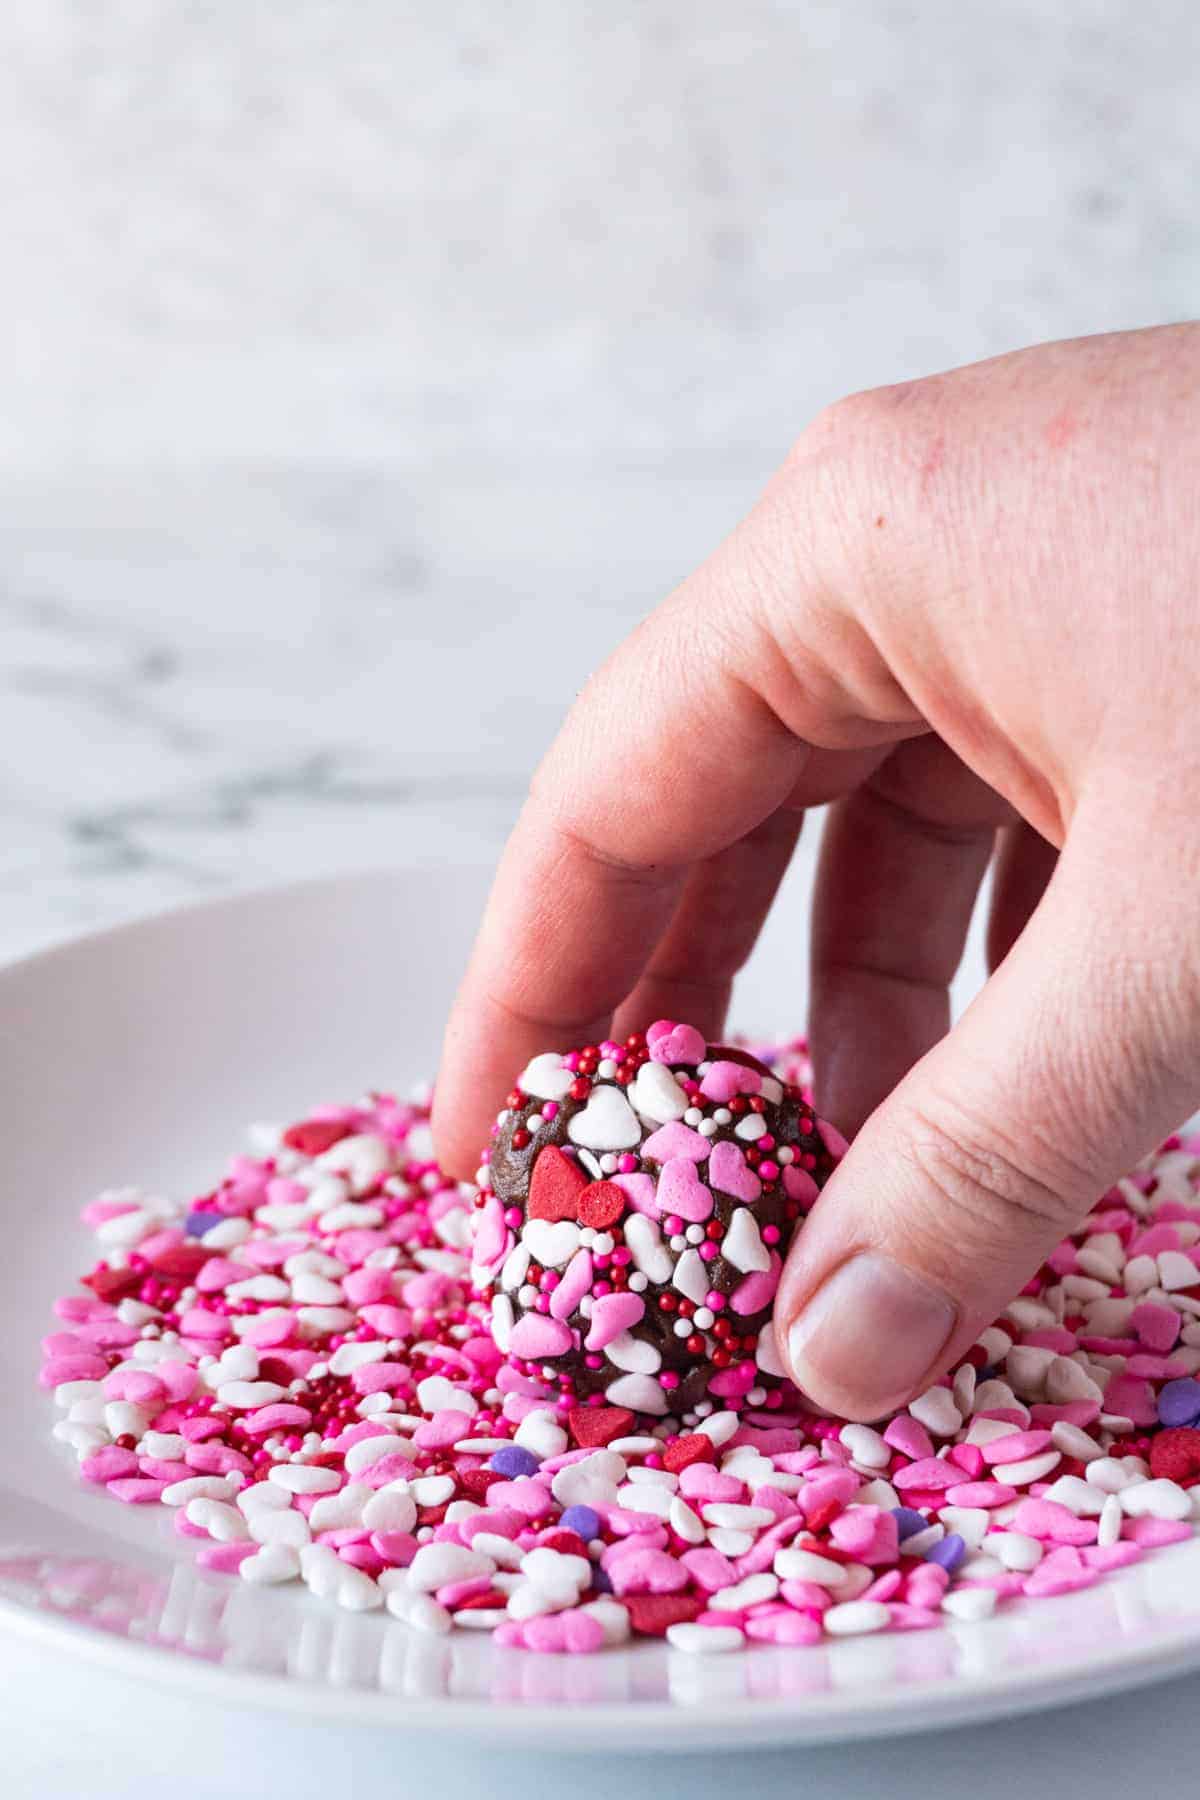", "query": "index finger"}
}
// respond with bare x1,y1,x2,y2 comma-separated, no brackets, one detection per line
432,593,805,1177
431,487,912,1178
